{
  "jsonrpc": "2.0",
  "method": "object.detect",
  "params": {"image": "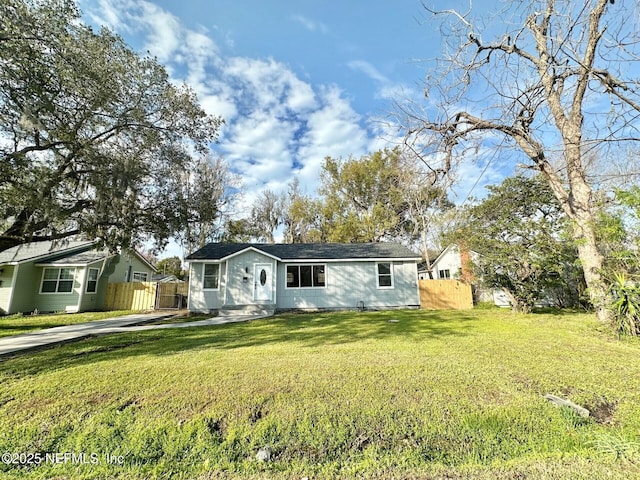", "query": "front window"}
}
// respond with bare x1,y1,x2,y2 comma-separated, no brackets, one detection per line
286,265,326,288
376,262,393,288
86,268,99,293
132,272,148,282
203,264,220,289
41,268,75,293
